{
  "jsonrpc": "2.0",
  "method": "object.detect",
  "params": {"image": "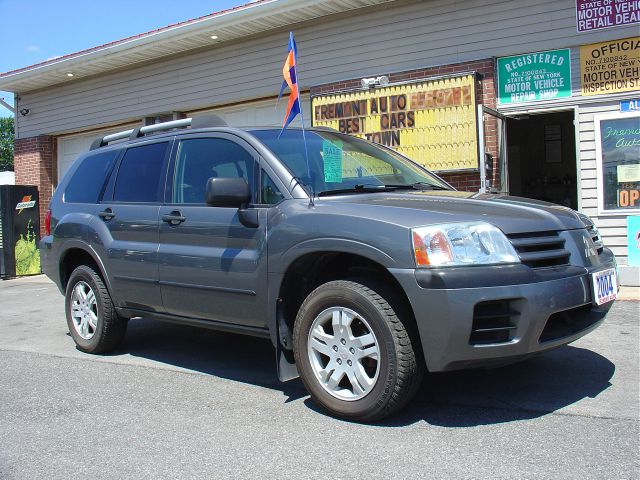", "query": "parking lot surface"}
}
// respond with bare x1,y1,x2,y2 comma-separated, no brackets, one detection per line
0,275,638,479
